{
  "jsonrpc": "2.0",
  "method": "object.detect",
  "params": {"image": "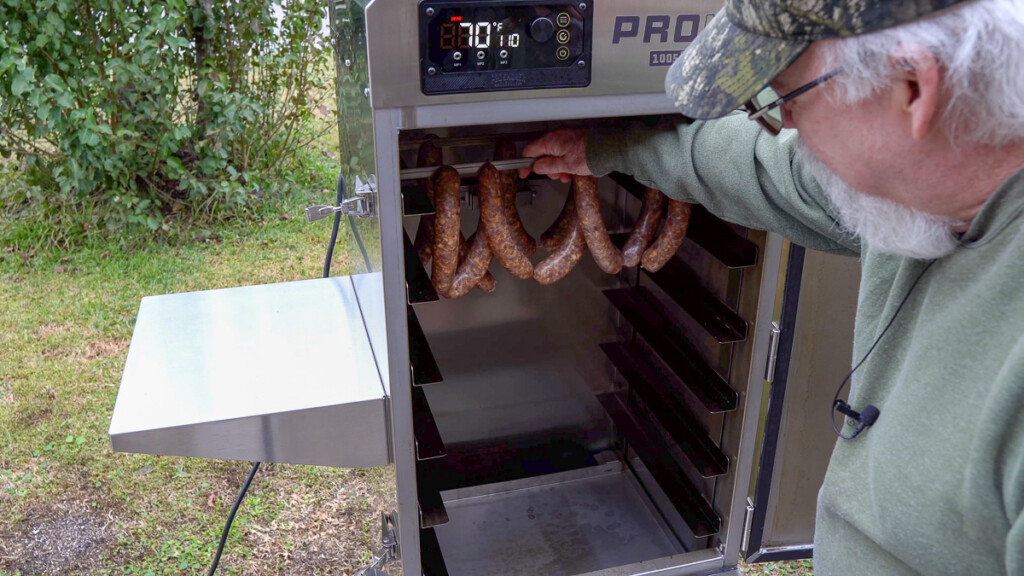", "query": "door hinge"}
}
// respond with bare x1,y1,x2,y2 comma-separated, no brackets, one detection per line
355,510,400,576
742,497,755,554
305,174,377,222
764,322,782,383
